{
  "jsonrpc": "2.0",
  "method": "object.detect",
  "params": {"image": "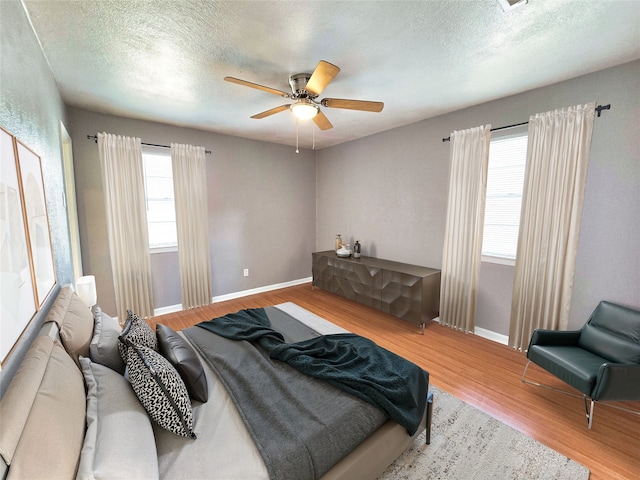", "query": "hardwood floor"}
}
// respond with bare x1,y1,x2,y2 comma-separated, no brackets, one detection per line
150,283,640,480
